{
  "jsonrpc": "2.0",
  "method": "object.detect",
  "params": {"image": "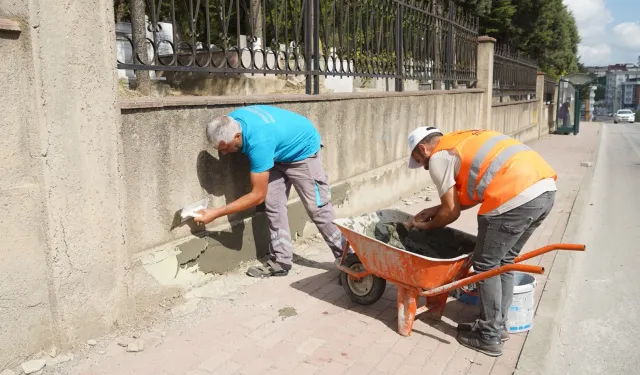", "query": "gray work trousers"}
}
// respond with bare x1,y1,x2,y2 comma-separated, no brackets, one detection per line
265,150,344,266
473,191,556,340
